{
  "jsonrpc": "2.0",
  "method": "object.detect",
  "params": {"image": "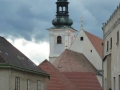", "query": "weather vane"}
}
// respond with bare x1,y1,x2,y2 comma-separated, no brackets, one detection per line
80,17,83,30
